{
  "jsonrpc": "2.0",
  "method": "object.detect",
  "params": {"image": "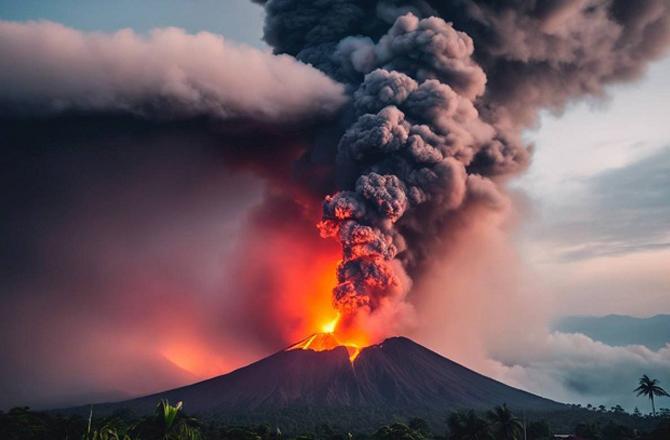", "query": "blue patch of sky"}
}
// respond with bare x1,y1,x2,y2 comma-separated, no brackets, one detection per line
0,0,266,48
